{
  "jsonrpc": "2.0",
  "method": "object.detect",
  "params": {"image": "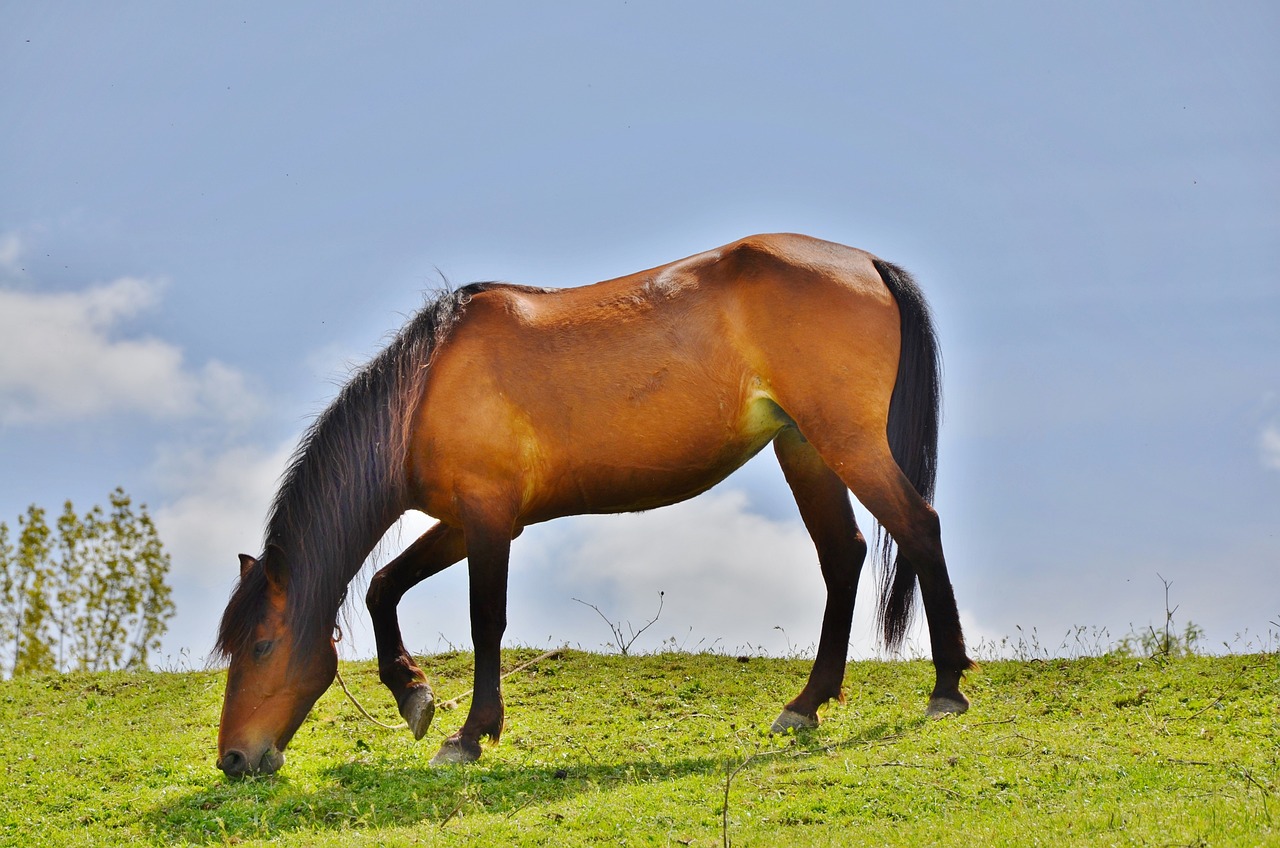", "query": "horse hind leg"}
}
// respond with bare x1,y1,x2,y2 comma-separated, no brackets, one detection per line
366,521,467,739
770,427,867,733
811,439,973,717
